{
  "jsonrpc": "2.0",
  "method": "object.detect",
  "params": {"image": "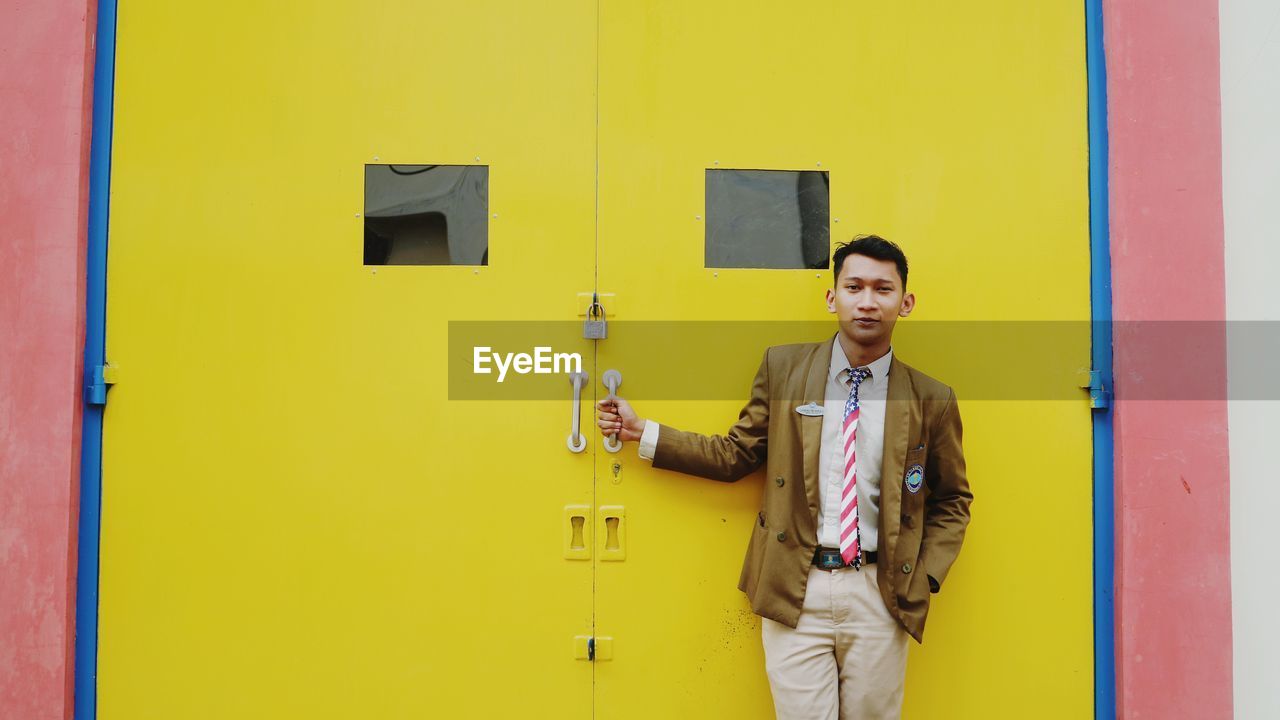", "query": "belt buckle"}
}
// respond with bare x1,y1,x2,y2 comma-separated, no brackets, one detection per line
816,548,845,570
